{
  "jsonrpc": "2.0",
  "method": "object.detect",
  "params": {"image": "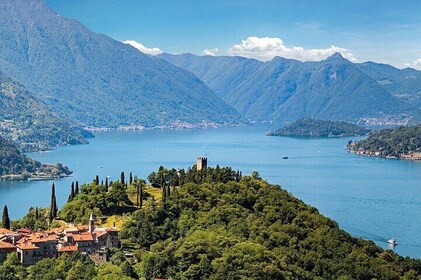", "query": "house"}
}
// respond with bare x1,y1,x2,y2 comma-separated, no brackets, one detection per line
16,243,43,266
72,233,95,254
57,245,78,256
0,241,16,261
0,213,119,265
